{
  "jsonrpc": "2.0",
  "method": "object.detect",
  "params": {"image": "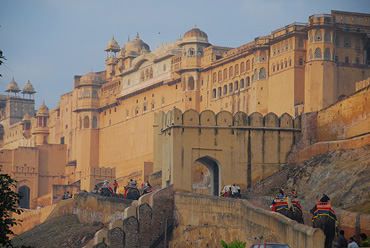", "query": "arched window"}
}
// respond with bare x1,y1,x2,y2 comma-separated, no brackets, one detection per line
299,57,303,65
218,87,222,97
345,56,349,63
324,48,331,60
149,68,153,78
235,64,239,75
223,85,227,95
143,102,147,112
344,37,351,48
315,48,322,58
188,76,195,90
309,49,313,60
212,89,216,99
260,51,266,62
240,62,245,73
240,79,245,88
189,47,195,56
285,60,288,68
140,71,145,82
253,69,258,81
277,63,280,70
246,60,250,71
84,89,90,98
92,90,98,99
289,59,292,66
315,30,322,42
145,69,149,79
213,72,217,83
246,77,250,87
324,31,331,42
229,83,233,93
281,61,283,69
218,70,222,82
84,116,90,129
135,107,139,115
223,68,228,80
234,81,239,91
229,66,233,78
92,116,98,129
273,64,275,72
259,68,266,80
